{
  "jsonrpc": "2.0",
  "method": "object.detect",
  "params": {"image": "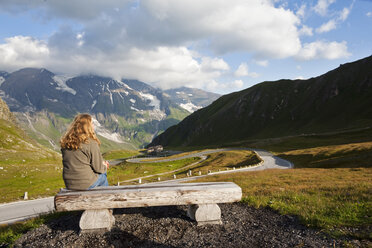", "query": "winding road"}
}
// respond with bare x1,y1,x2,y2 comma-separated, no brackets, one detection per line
0,148,292,225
